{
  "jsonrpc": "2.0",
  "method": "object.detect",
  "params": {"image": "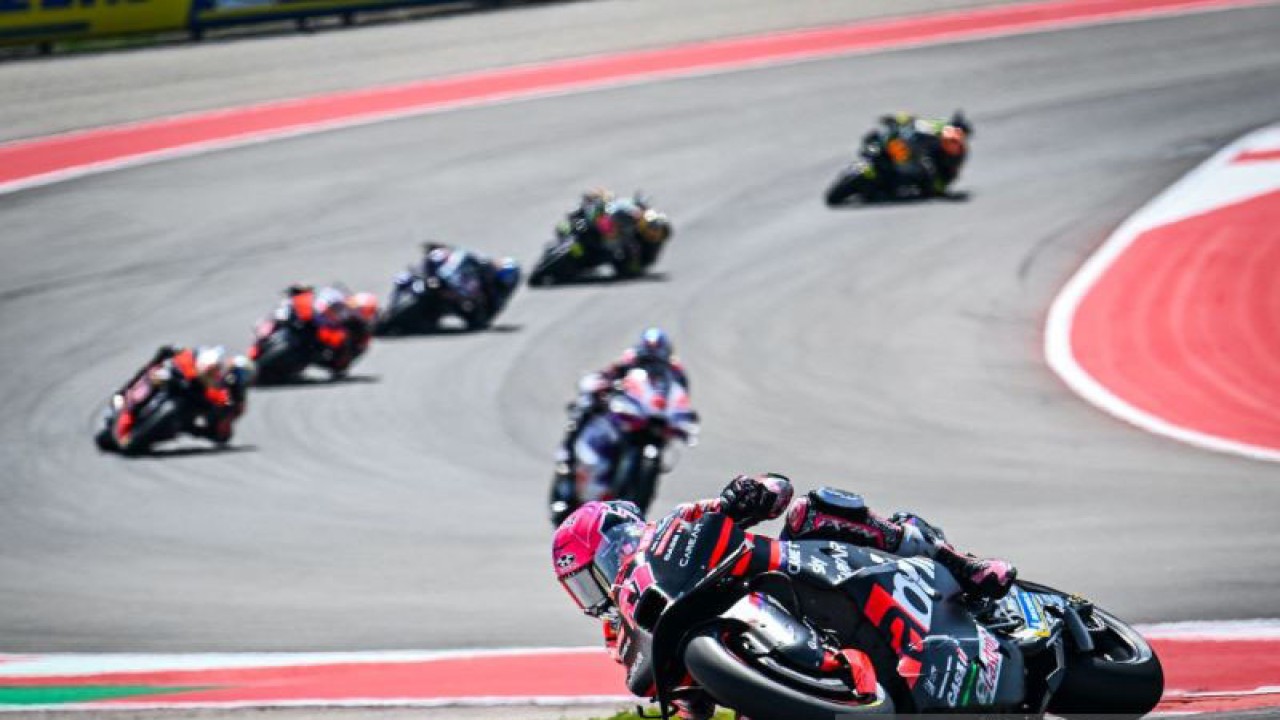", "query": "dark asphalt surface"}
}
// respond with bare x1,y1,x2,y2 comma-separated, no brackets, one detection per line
1,4,1279,653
